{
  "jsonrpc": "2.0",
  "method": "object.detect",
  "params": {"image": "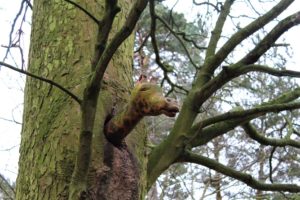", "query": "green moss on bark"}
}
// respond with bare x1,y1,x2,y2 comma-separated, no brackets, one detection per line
16,0,148,199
